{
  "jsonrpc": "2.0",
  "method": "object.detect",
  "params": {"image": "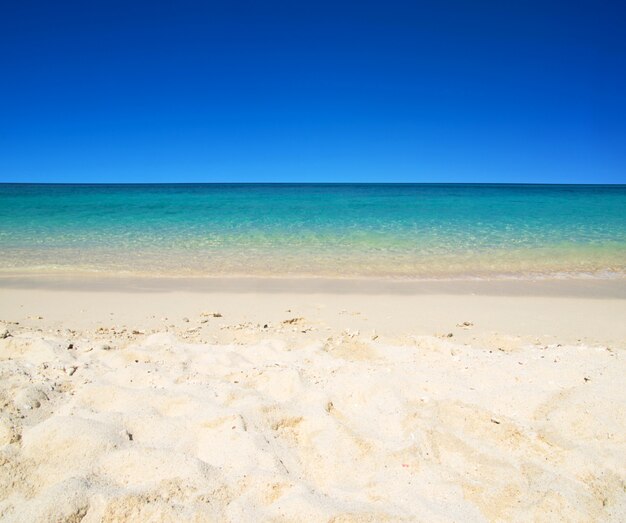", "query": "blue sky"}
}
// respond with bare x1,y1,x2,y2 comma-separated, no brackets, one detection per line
1,1,625,183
